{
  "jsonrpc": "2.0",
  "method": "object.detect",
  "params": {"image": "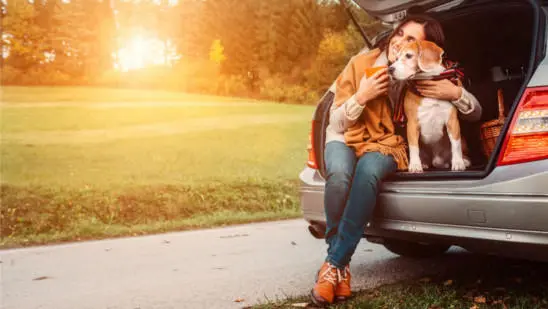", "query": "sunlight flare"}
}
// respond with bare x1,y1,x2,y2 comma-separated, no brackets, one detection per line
115,35,178,72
